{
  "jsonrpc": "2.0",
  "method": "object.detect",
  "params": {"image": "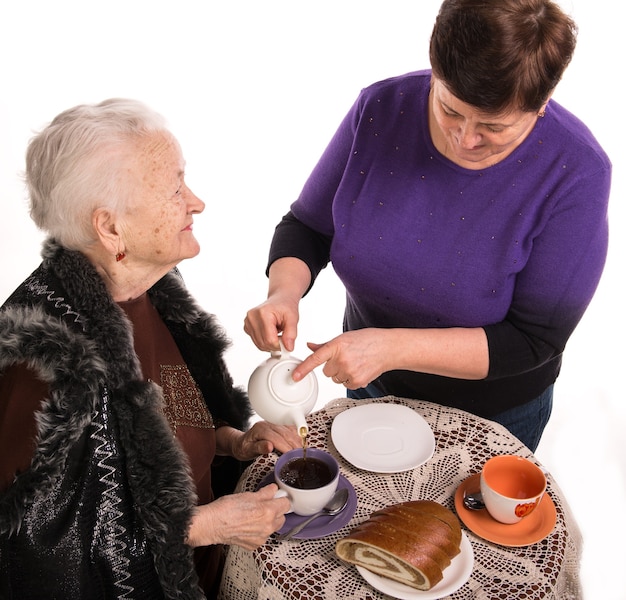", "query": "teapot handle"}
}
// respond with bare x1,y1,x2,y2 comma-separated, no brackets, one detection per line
270,337,289,359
